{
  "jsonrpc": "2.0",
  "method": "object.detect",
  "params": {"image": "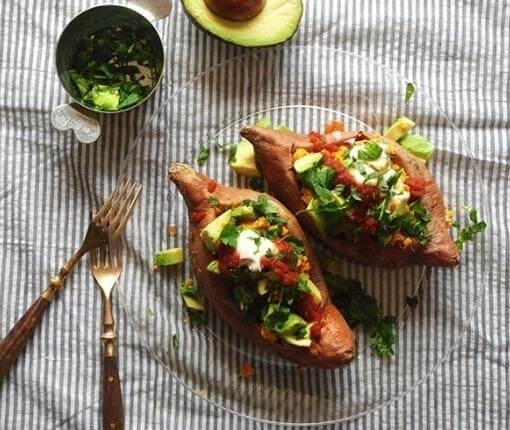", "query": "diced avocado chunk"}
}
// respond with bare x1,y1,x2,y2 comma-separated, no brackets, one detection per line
231,205,257,221
281,314,312,347
182,295,204,311
293,152,323,175
200,209,232,253
206,259,220,274
153,248,184,266
88,85,120,111
180,285,205,311
383,116,416,142
230,117,272,177
282,325,312,347
229,138,260,177
264,304,312,347
300,275,322,304
257,278,269,295
305,198,325,233
399,134,434,161
275,124,292,131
